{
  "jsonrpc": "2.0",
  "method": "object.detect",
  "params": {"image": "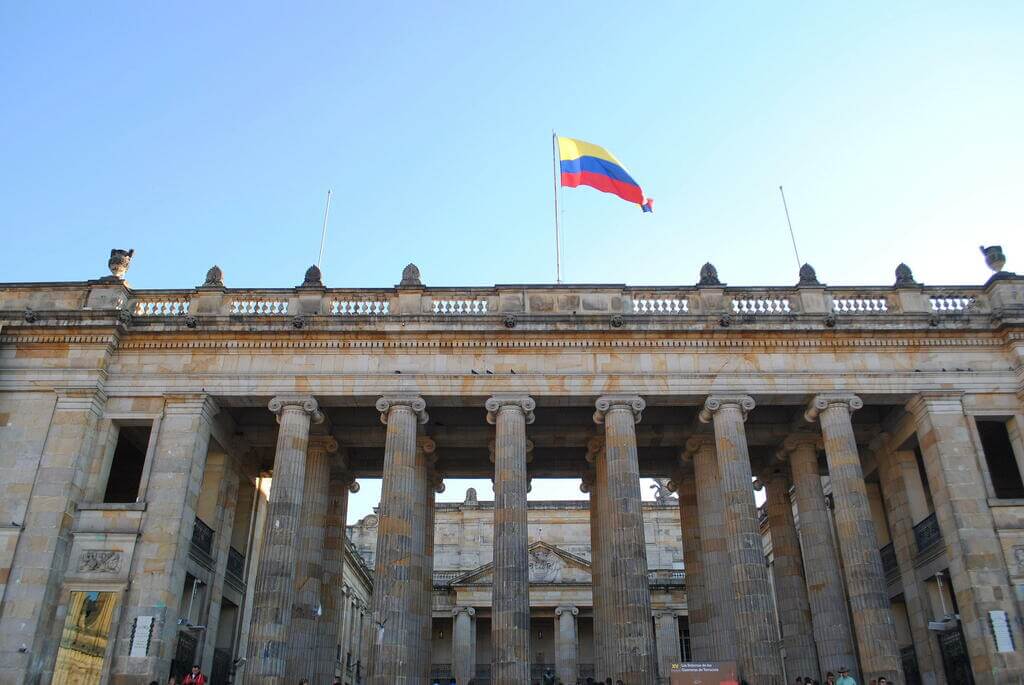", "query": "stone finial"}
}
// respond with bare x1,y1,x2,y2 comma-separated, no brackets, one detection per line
485,395,536,425
697,262,721,286
464,487,478,505
399,263,423,287
894,262,917,287
593,395,645,424
107,248,134,279
981,245,1006,273
797,263,820,286
376,395,428,425
302,264,324,287
804,393,863,422
698,395,755,423
202,265,224,288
